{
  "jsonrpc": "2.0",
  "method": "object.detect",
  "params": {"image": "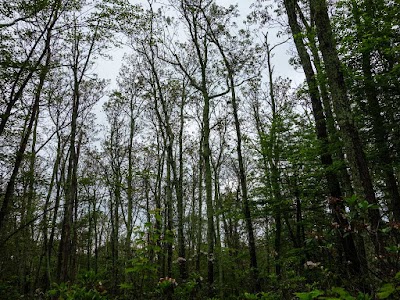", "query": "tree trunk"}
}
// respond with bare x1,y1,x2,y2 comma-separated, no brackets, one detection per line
126,101,135,256
310,0,384,257
284,0,363,275
207,16,260,290
196,135,204,273
177,82,187,280
0,4,56,234
203,90,215,294
352,0,400,222
58,54,80,283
